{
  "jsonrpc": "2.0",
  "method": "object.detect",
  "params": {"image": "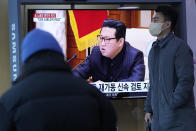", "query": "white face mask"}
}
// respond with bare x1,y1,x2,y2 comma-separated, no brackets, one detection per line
149,22,163,36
